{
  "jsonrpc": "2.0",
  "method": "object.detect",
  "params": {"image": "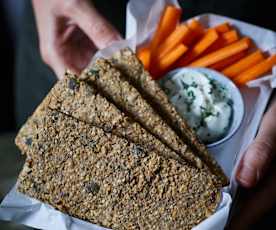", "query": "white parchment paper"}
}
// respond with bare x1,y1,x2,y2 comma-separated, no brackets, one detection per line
1,0,276,229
